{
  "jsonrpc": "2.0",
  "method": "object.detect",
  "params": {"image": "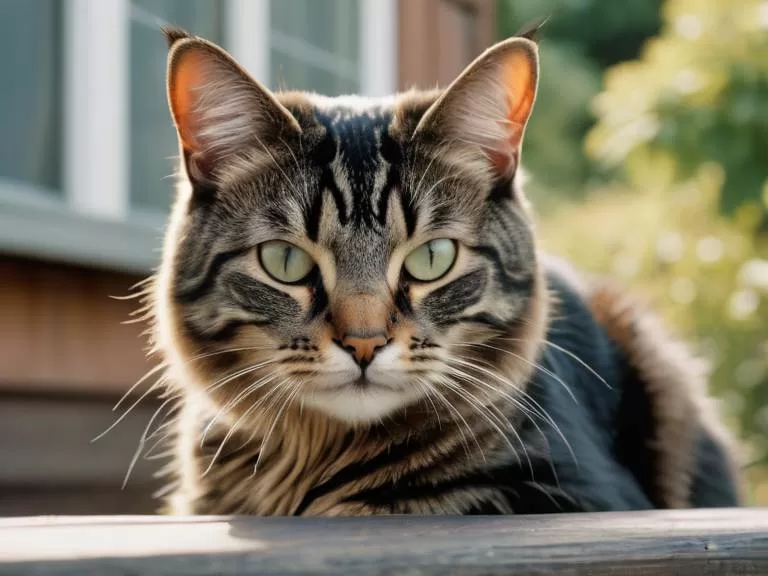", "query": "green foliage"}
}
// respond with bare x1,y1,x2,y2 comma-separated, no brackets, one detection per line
585,0,768,214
